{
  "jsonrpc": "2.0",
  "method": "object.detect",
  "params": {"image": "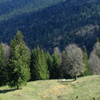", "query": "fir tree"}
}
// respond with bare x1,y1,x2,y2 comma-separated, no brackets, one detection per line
30,46,41,80
45,51,53,78
50,53,60,79
83,46,91,76
10,30,24,47
60,51,69,78
40,50,49,79
0,43,8,86
30,46,49,80
8,31,30,89
97,37,99,42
